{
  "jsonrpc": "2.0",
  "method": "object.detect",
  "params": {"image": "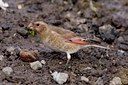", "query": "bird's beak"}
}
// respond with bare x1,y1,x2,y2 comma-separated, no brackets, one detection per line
84,39,101,45
27,22,34,30
26,22,37,36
